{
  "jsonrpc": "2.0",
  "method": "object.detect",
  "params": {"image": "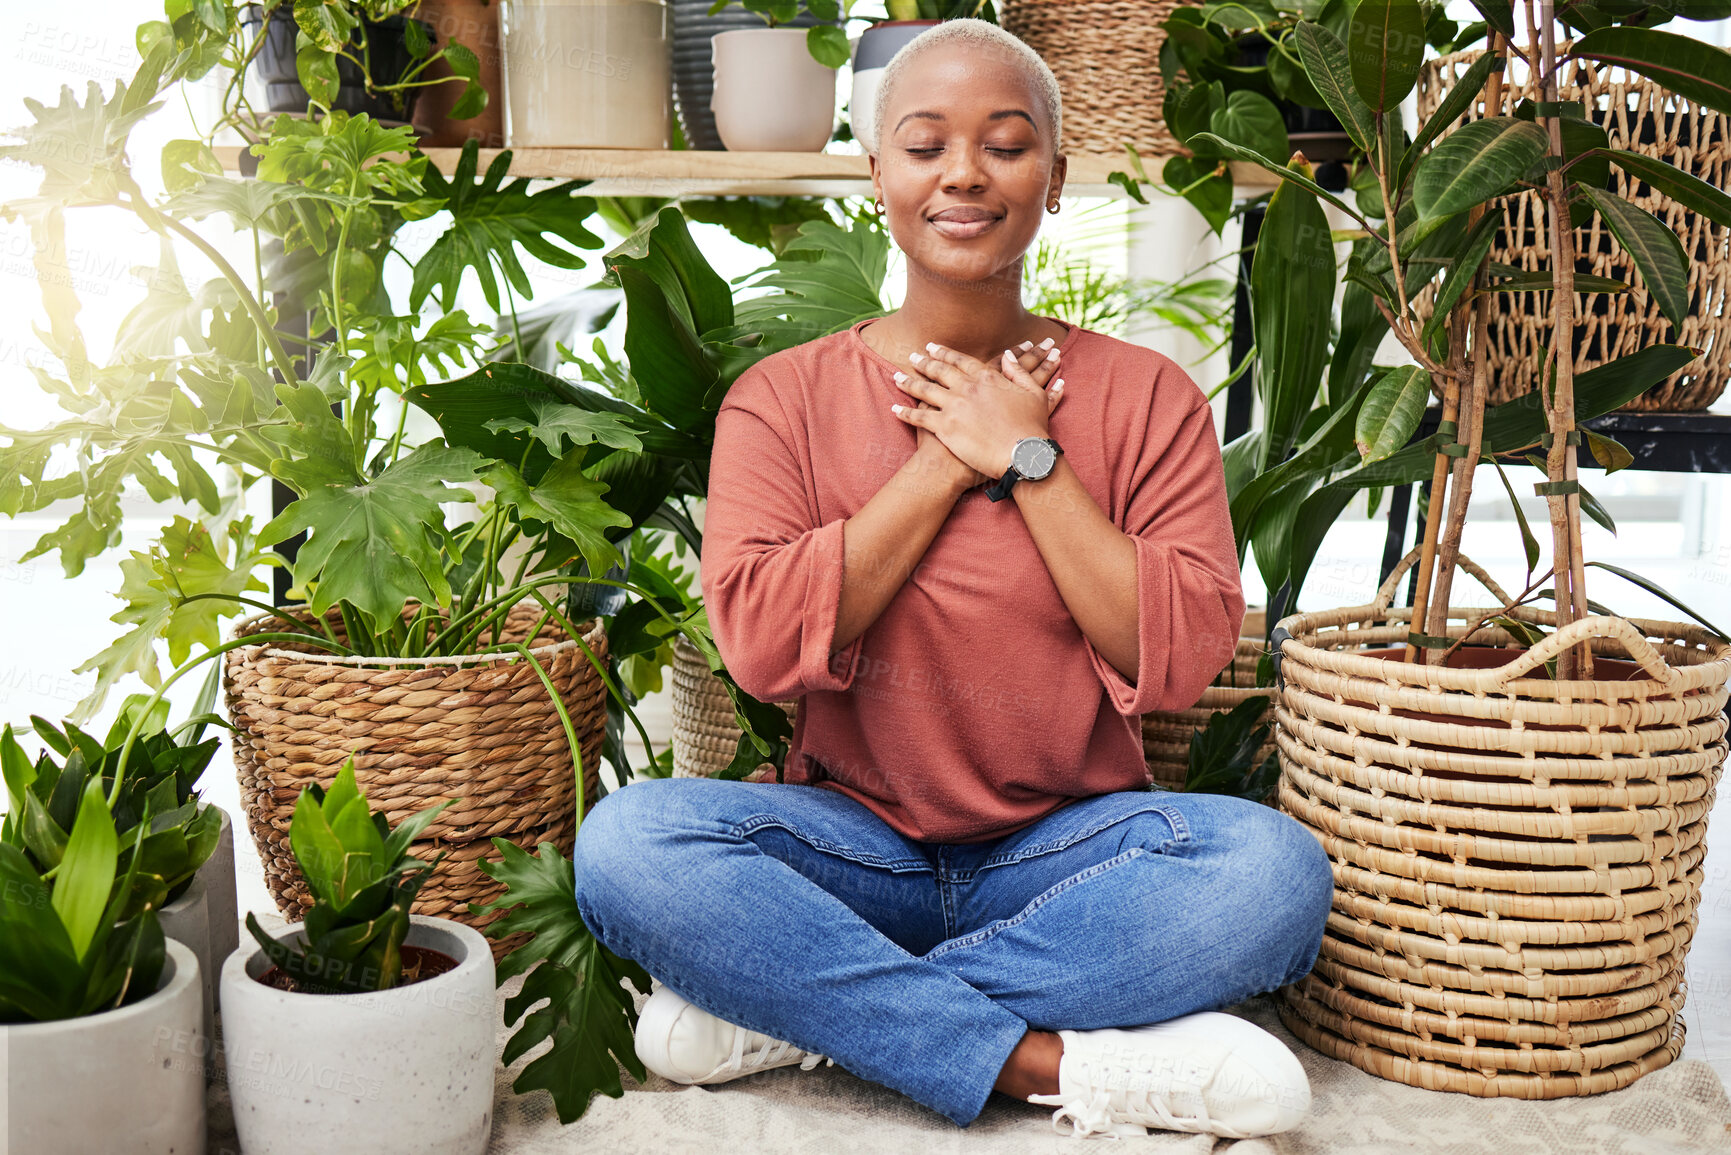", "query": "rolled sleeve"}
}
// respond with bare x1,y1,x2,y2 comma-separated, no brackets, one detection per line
1086,381,1246,717
700,391,862,703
